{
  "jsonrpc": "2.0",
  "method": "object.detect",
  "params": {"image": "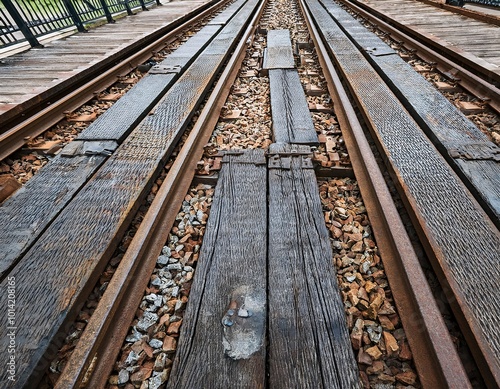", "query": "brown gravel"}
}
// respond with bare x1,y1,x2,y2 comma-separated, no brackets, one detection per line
320,178,420,388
